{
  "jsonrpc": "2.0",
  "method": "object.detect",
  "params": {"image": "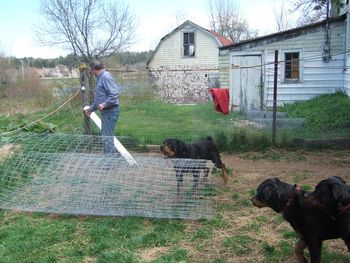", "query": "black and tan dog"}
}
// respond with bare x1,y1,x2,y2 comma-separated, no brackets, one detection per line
306,176,350,251
251,178,342,263
160,137,229,198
